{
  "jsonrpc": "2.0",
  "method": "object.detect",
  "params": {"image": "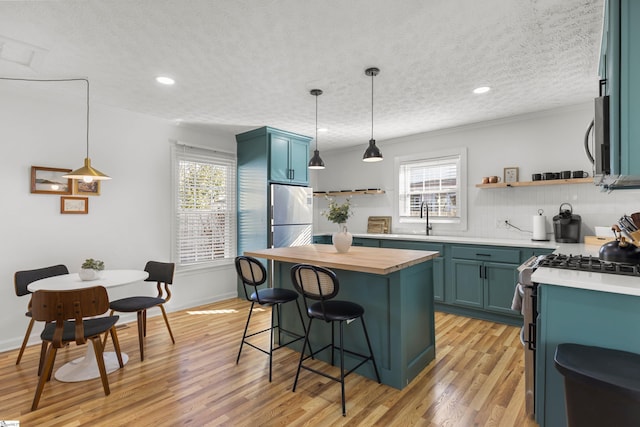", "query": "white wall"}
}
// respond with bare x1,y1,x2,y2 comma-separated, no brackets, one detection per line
0,84,238,352
311,102,640,240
